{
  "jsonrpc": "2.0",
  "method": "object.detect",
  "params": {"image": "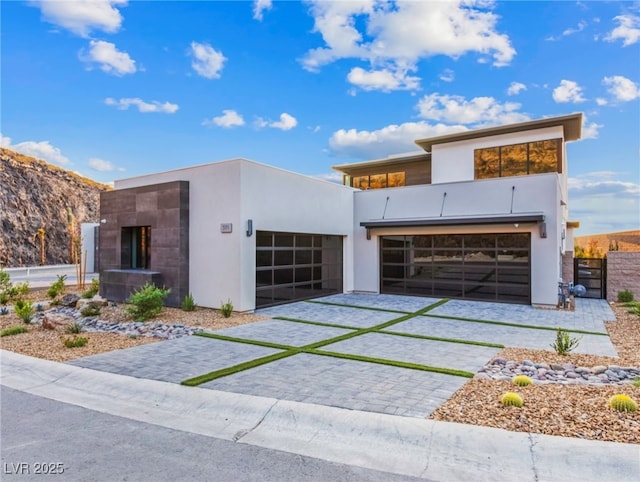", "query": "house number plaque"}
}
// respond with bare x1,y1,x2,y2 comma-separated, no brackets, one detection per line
220,223,233,233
